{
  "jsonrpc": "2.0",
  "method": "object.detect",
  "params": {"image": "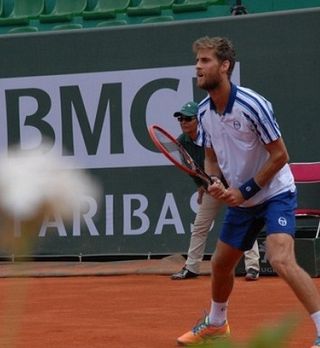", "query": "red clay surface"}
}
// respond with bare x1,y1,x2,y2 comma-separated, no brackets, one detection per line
0,270,319,348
